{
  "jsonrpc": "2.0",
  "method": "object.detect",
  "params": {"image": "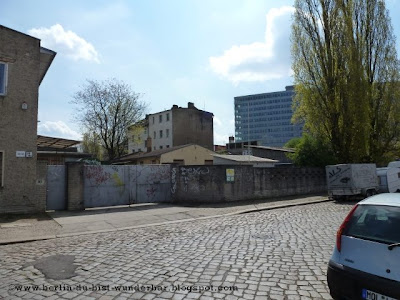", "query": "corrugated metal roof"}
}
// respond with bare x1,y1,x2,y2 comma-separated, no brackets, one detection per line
213,154,278,163
249,145,295,152
37,135,80,149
